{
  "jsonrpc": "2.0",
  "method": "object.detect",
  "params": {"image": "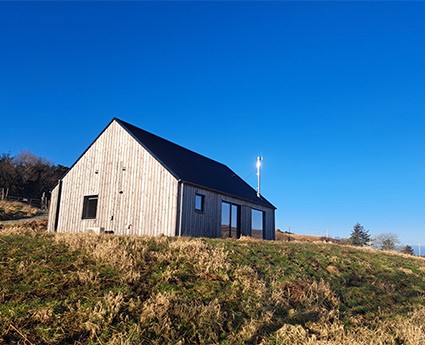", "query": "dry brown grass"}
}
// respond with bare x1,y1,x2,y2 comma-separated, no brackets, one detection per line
0,200,42,221
0,217,47,234
342,241,425,262
265,306,425,345
275,230,337,243
50,233,425,344
55,234,232,285
2,229,425,344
